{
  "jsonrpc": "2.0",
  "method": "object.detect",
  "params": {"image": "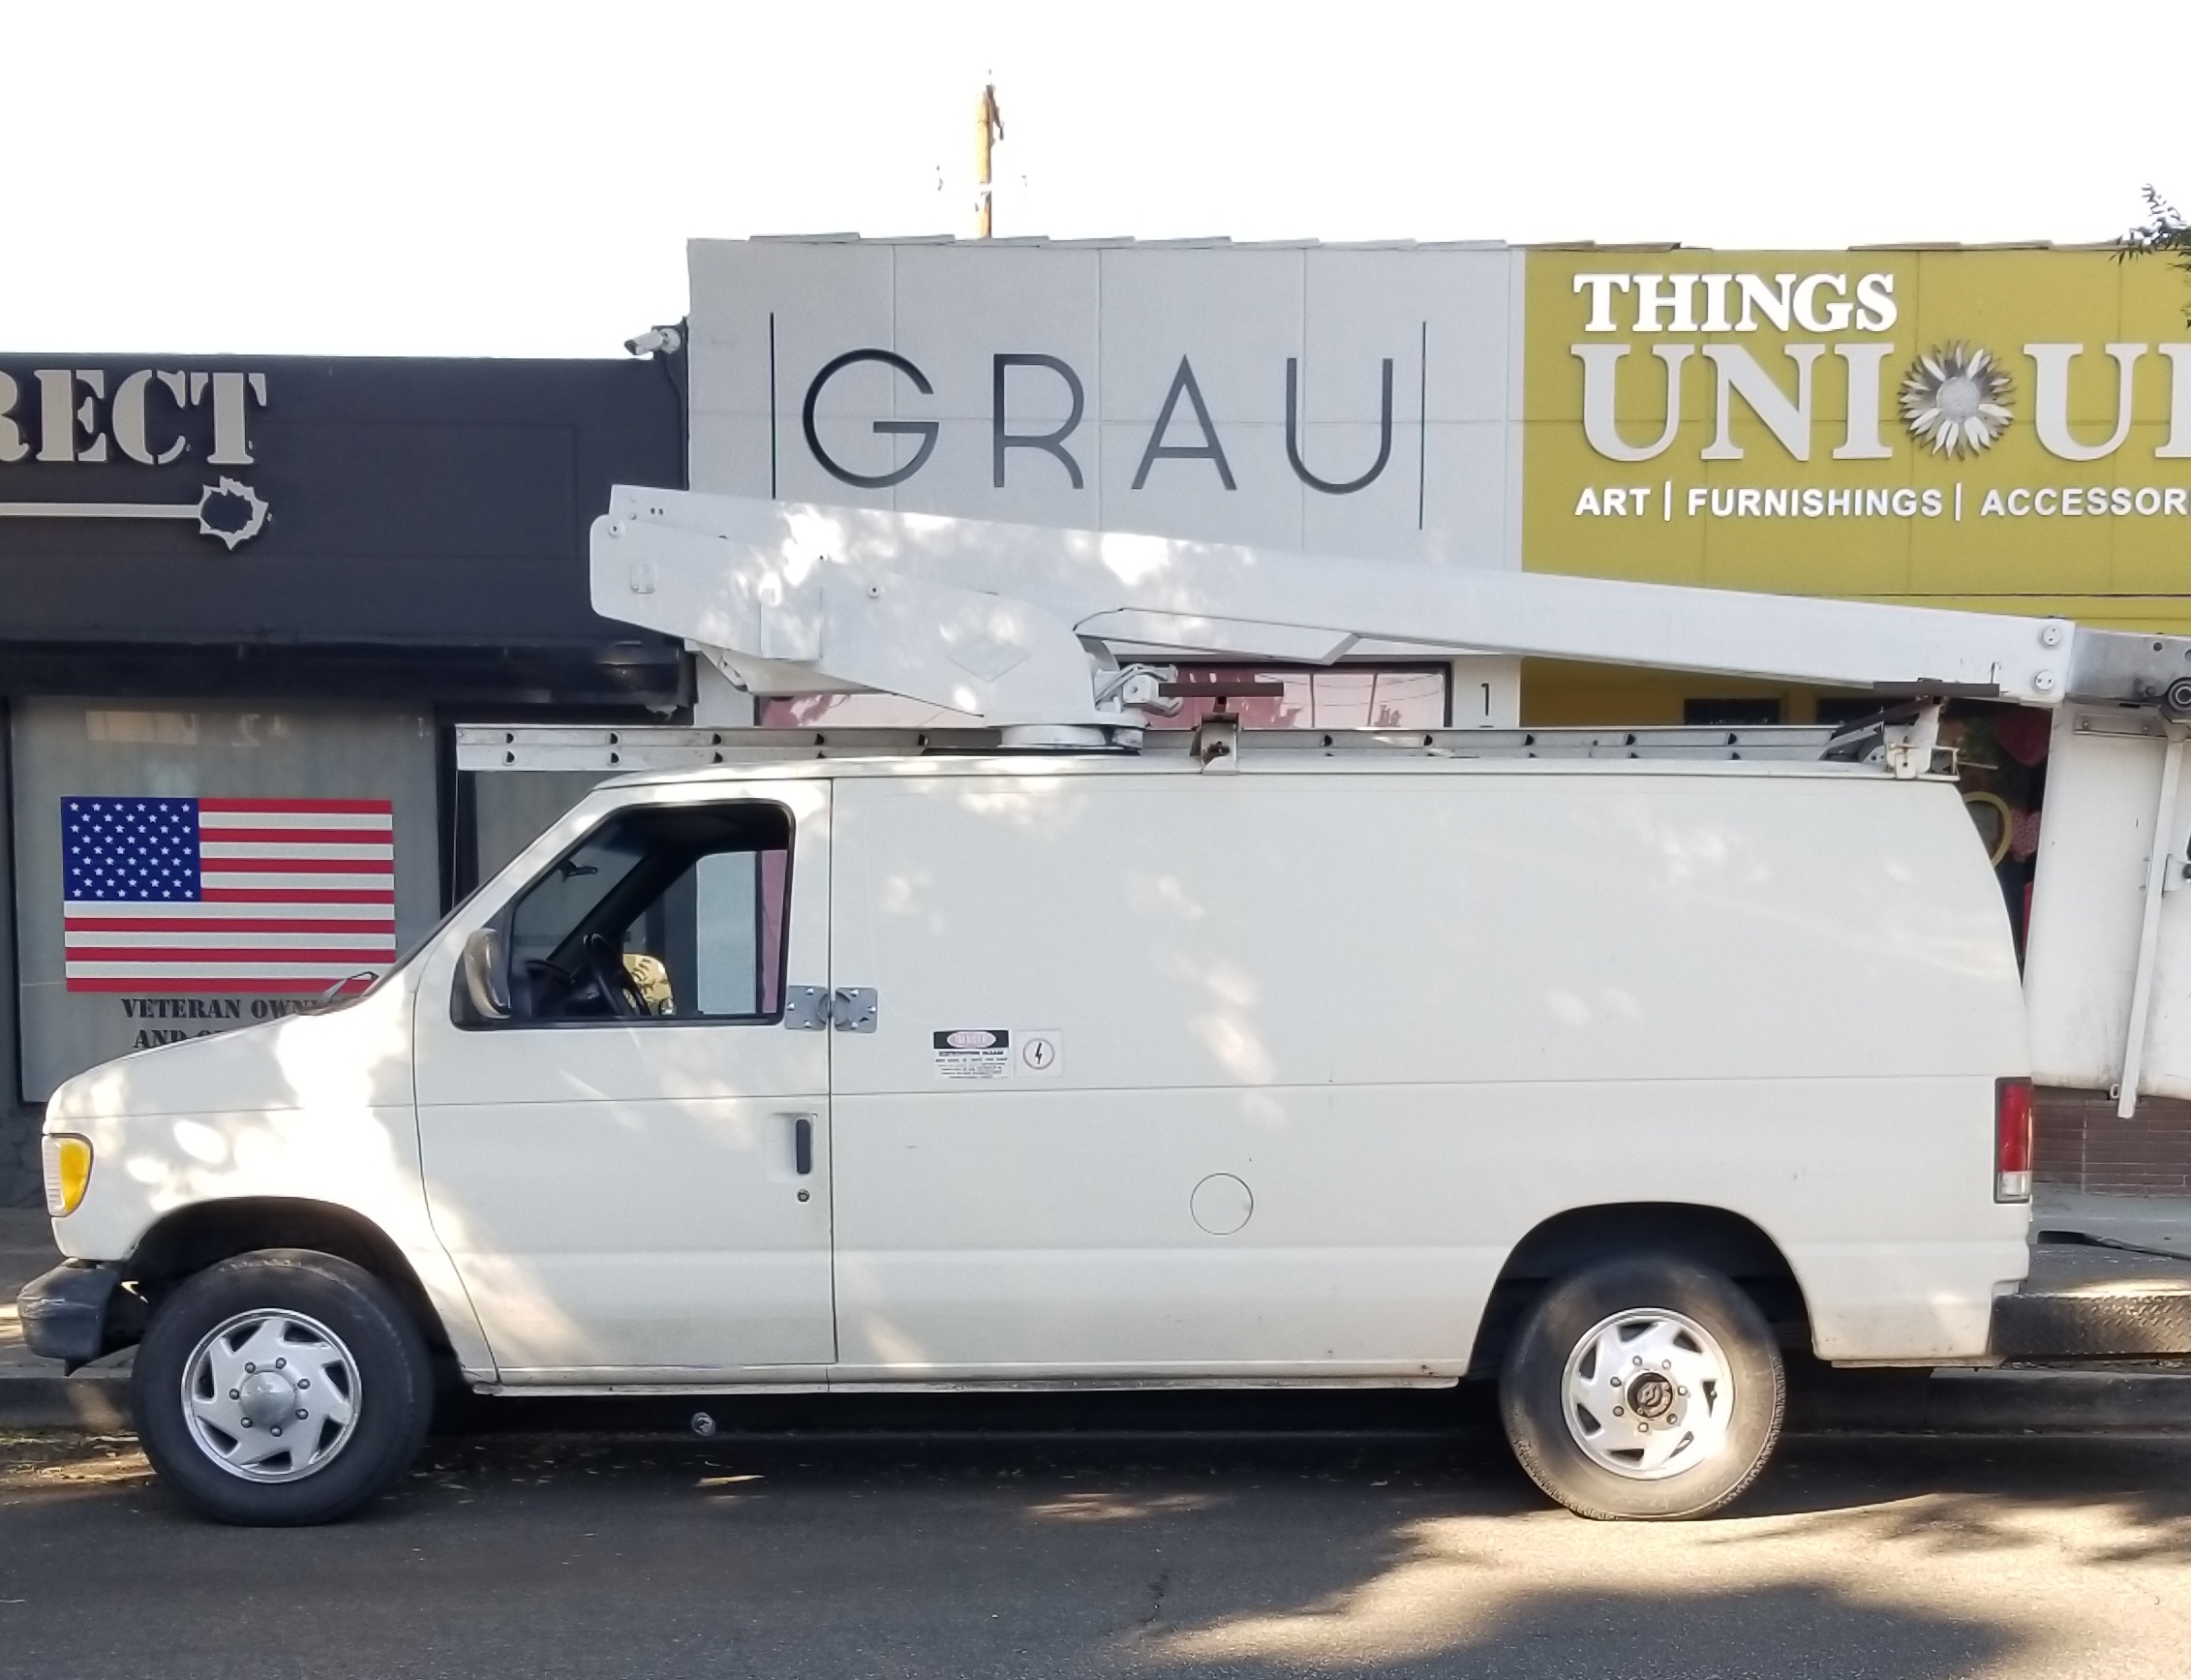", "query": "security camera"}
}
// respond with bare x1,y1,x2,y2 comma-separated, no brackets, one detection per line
624,324,684,358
